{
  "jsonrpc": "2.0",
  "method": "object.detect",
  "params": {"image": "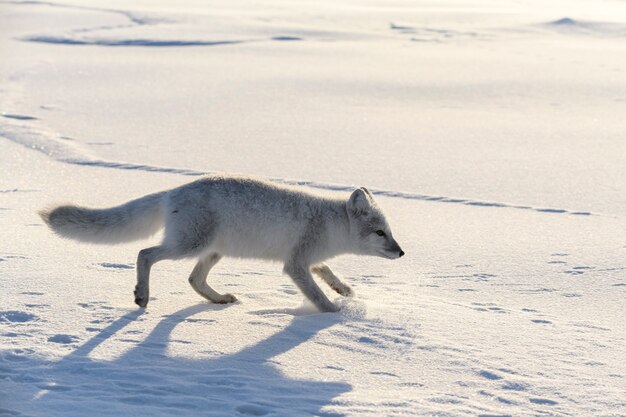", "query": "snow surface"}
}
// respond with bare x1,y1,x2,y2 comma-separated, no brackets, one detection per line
1,0,626,416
